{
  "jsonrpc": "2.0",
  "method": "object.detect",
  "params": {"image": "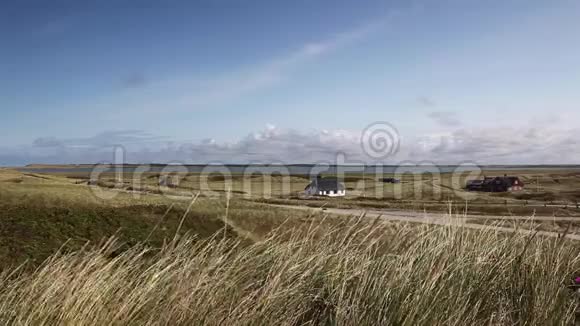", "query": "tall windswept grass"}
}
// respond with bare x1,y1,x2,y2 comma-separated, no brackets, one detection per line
0,216,578,325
